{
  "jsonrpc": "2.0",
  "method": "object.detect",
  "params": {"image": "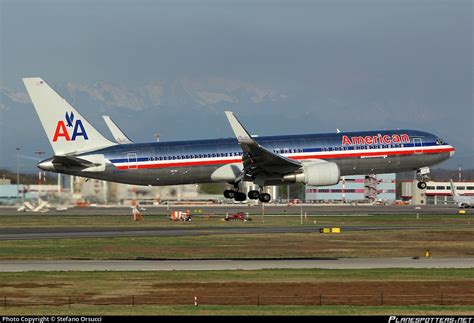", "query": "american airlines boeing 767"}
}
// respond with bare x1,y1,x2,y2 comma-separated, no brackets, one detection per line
23,77,455,202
